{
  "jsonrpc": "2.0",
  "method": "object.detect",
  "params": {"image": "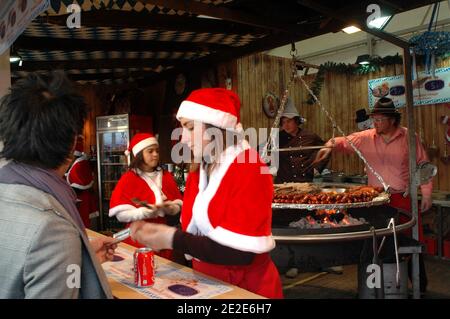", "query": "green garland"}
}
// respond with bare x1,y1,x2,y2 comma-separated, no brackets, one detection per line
306,54,403,105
